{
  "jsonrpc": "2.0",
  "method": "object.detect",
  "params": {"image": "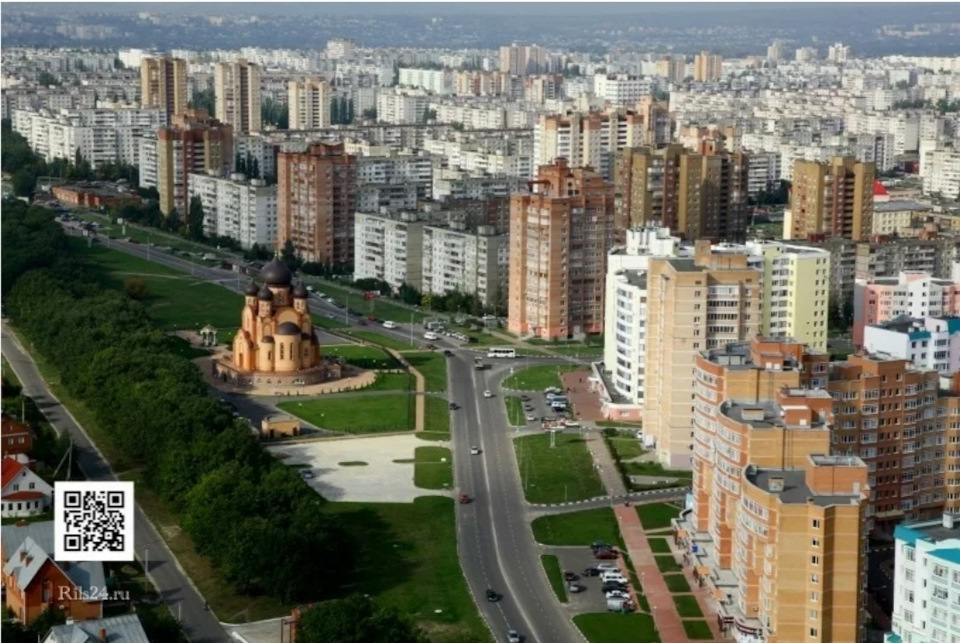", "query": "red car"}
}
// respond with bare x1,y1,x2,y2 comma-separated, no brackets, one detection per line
594,549,619,560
